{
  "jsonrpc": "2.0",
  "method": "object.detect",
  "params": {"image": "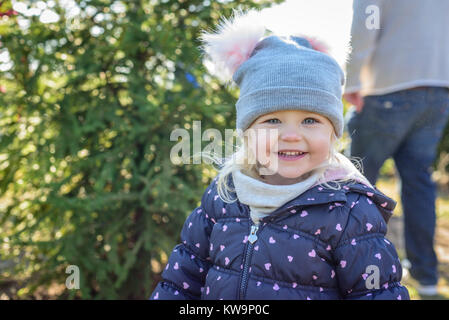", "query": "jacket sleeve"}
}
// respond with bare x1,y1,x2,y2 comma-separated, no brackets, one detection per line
332,194,410,300
149,182,215,300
